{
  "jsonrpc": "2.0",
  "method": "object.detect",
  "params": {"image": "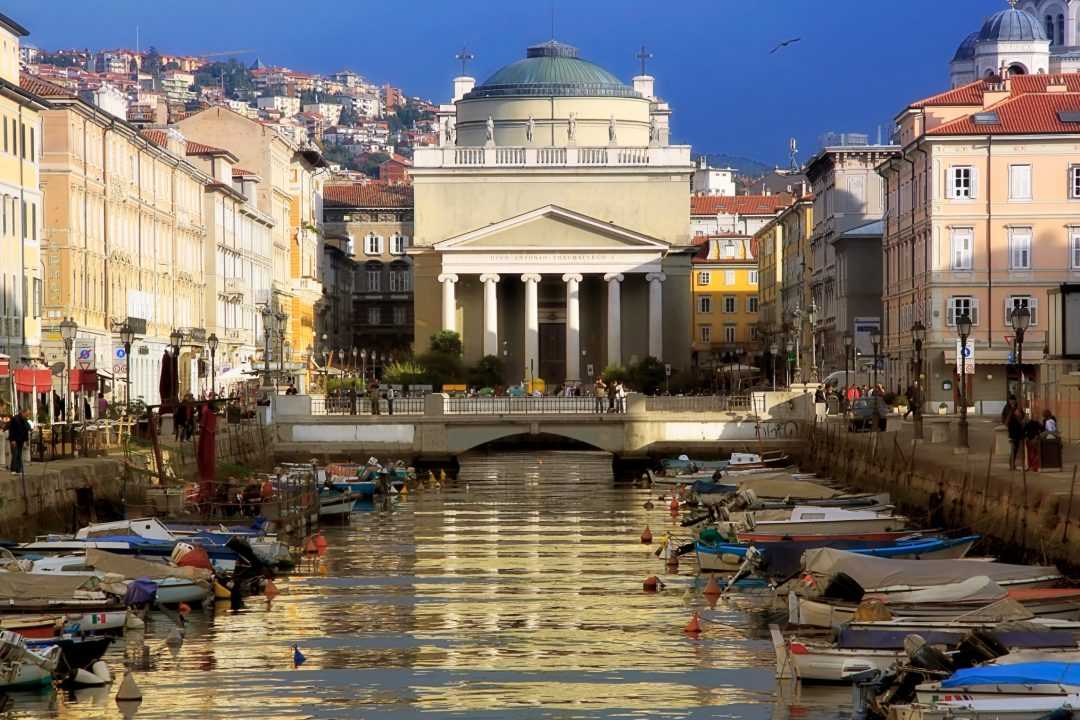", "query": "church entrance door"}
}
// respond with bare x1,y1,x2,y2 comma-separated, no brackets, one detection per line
538,323,566,385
